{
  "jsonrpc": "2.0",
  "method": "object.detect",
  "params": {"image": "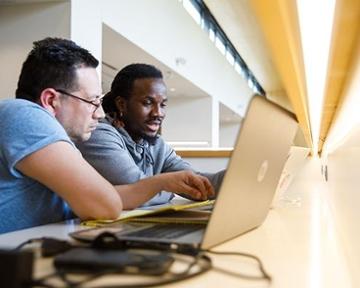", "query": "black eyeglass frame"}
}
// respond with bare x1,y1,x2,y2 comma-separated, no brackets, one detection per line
55,88,103,112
